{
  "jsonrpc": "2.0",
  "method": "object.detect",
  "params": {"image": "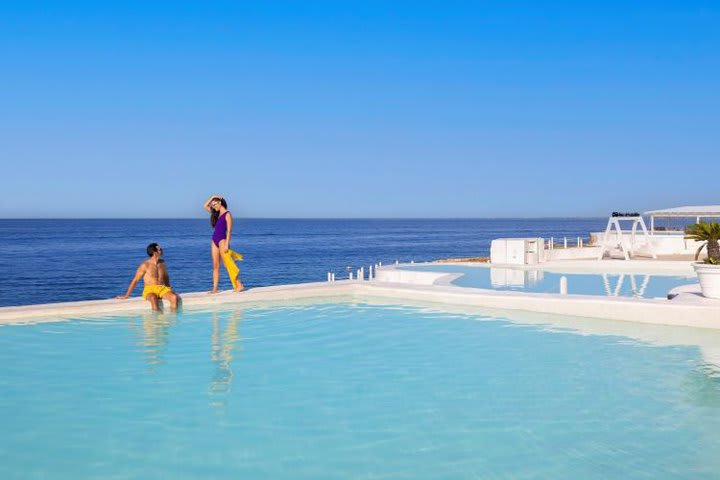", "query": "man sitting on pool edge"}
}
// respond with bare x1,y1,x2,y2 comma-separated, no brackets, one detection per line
116,243,180,311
